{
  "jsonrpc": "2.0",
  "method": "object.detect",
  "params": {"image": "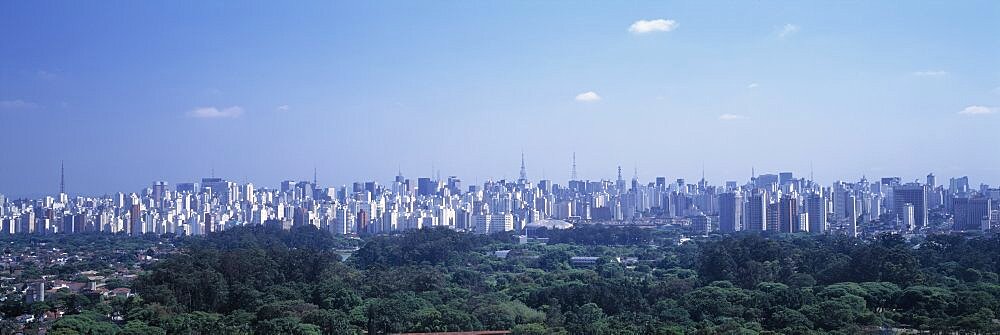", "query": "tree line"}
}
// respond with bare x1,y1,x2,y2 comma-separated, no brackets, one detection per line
10,225,997,334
